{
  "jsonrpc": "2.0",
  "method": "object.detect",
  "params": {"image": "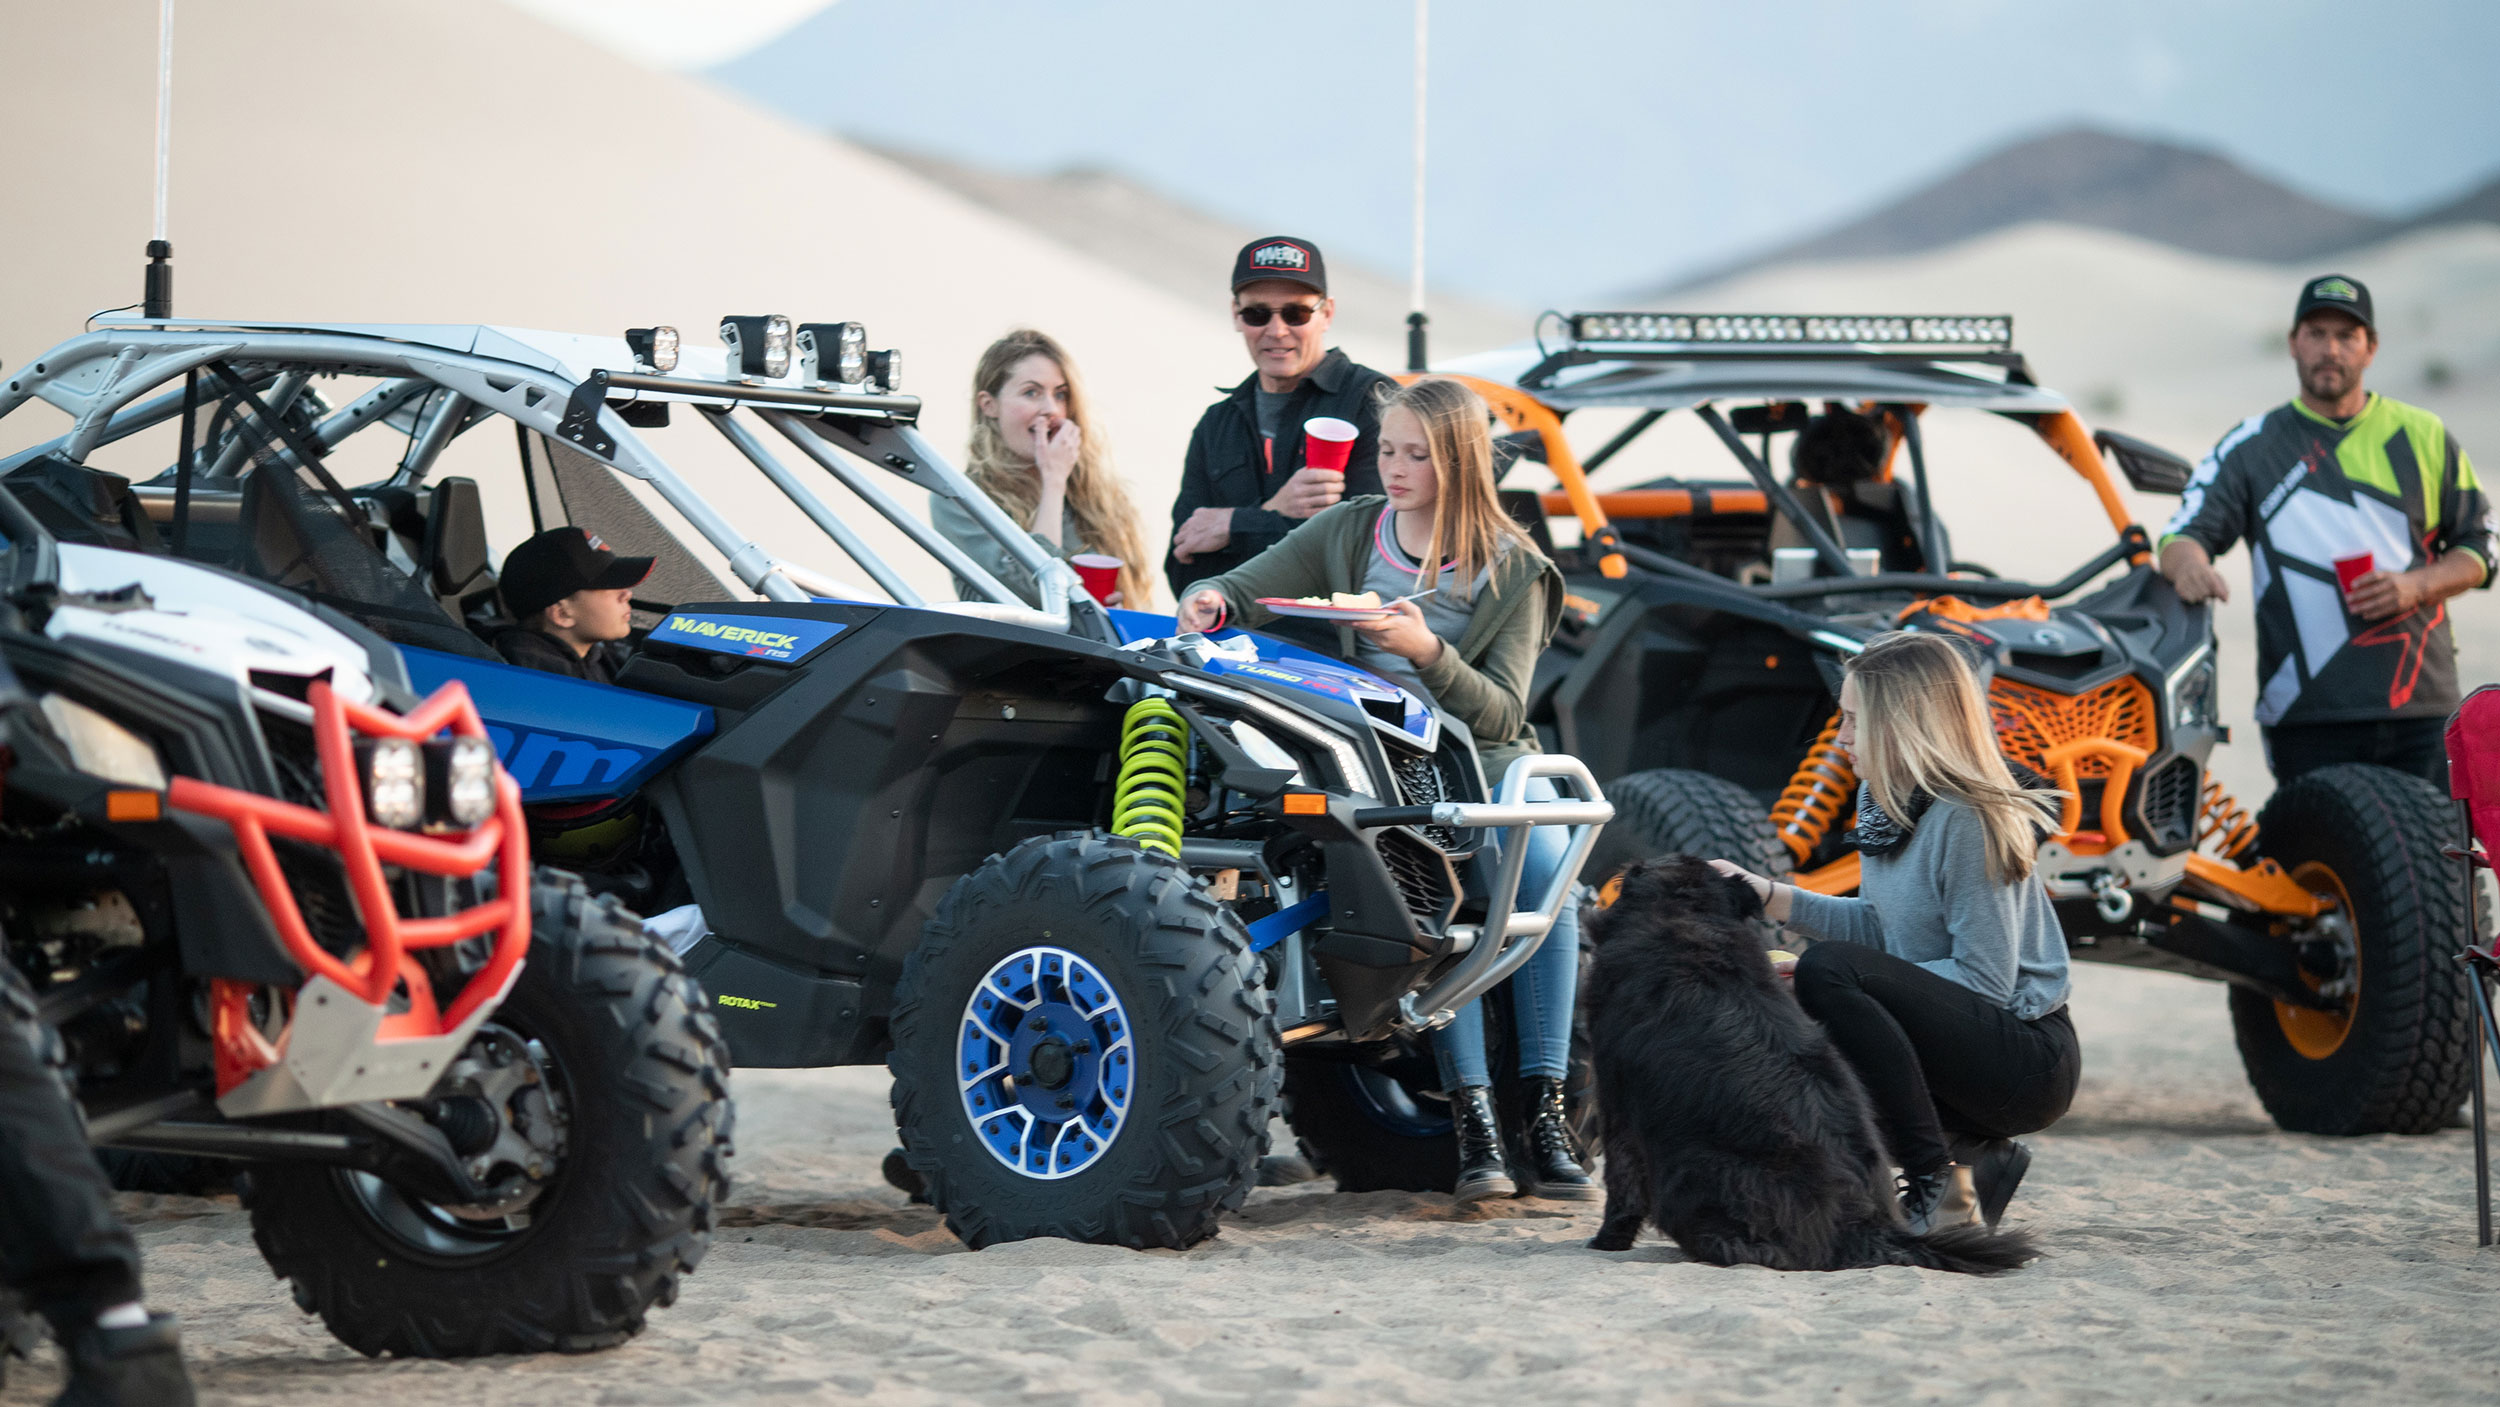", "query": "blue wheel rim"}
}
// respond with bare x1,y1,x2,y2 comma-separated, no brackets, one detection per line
958,946,1135,1179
